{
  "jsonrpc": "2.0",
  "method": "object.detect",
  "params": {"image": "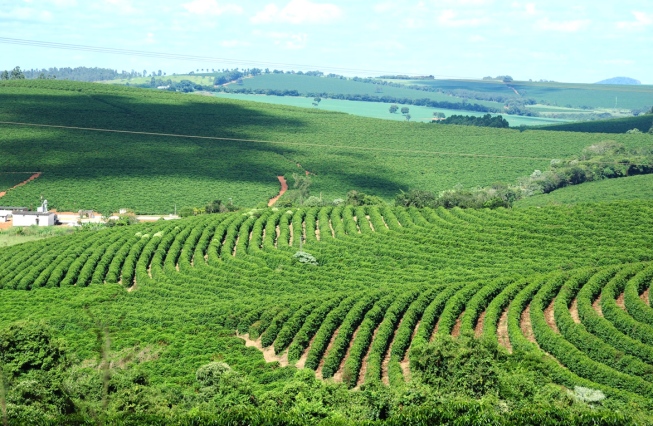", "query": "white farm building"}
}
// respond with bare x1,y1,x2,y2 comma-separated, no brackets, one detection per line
0,206,27,223
12,211,56,227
